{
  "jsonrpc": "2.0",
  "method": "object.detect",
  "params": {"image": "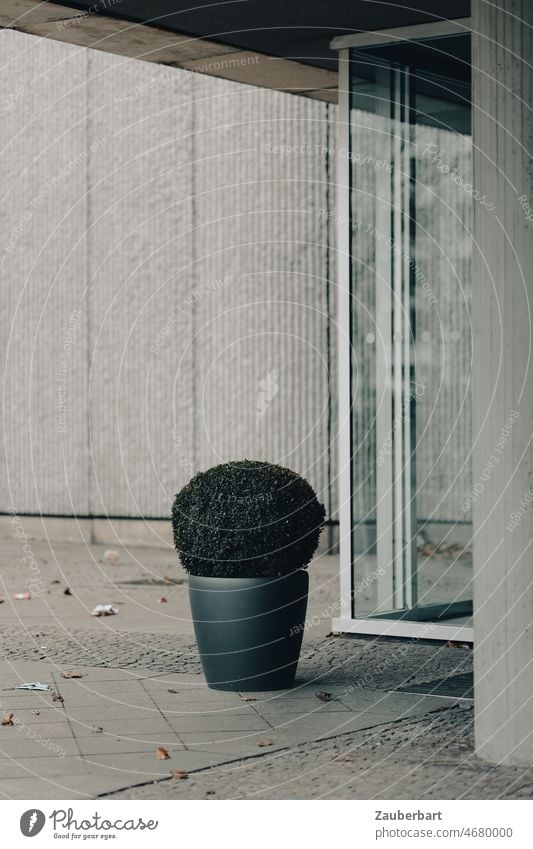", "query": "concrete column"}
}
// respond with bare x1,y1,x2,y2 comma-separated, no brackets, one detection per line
472,0,533,764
